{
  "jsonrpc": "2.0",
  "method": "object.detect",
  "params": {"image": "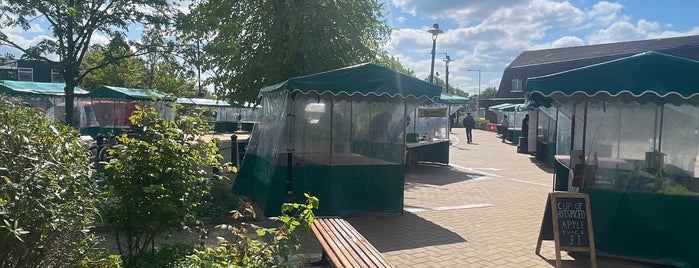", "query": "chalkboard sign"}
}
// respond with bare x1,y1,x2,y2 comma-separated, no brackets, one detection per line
556,197,589,248
536,192,596,268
